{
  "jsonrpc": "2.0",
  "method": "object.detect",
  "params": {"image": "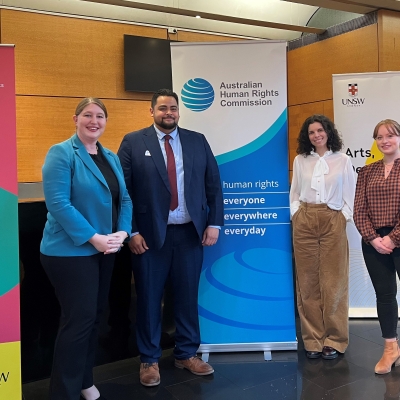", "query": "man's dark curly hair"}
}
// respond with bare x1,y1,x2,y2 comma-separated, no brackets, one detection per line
296,114,343,156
